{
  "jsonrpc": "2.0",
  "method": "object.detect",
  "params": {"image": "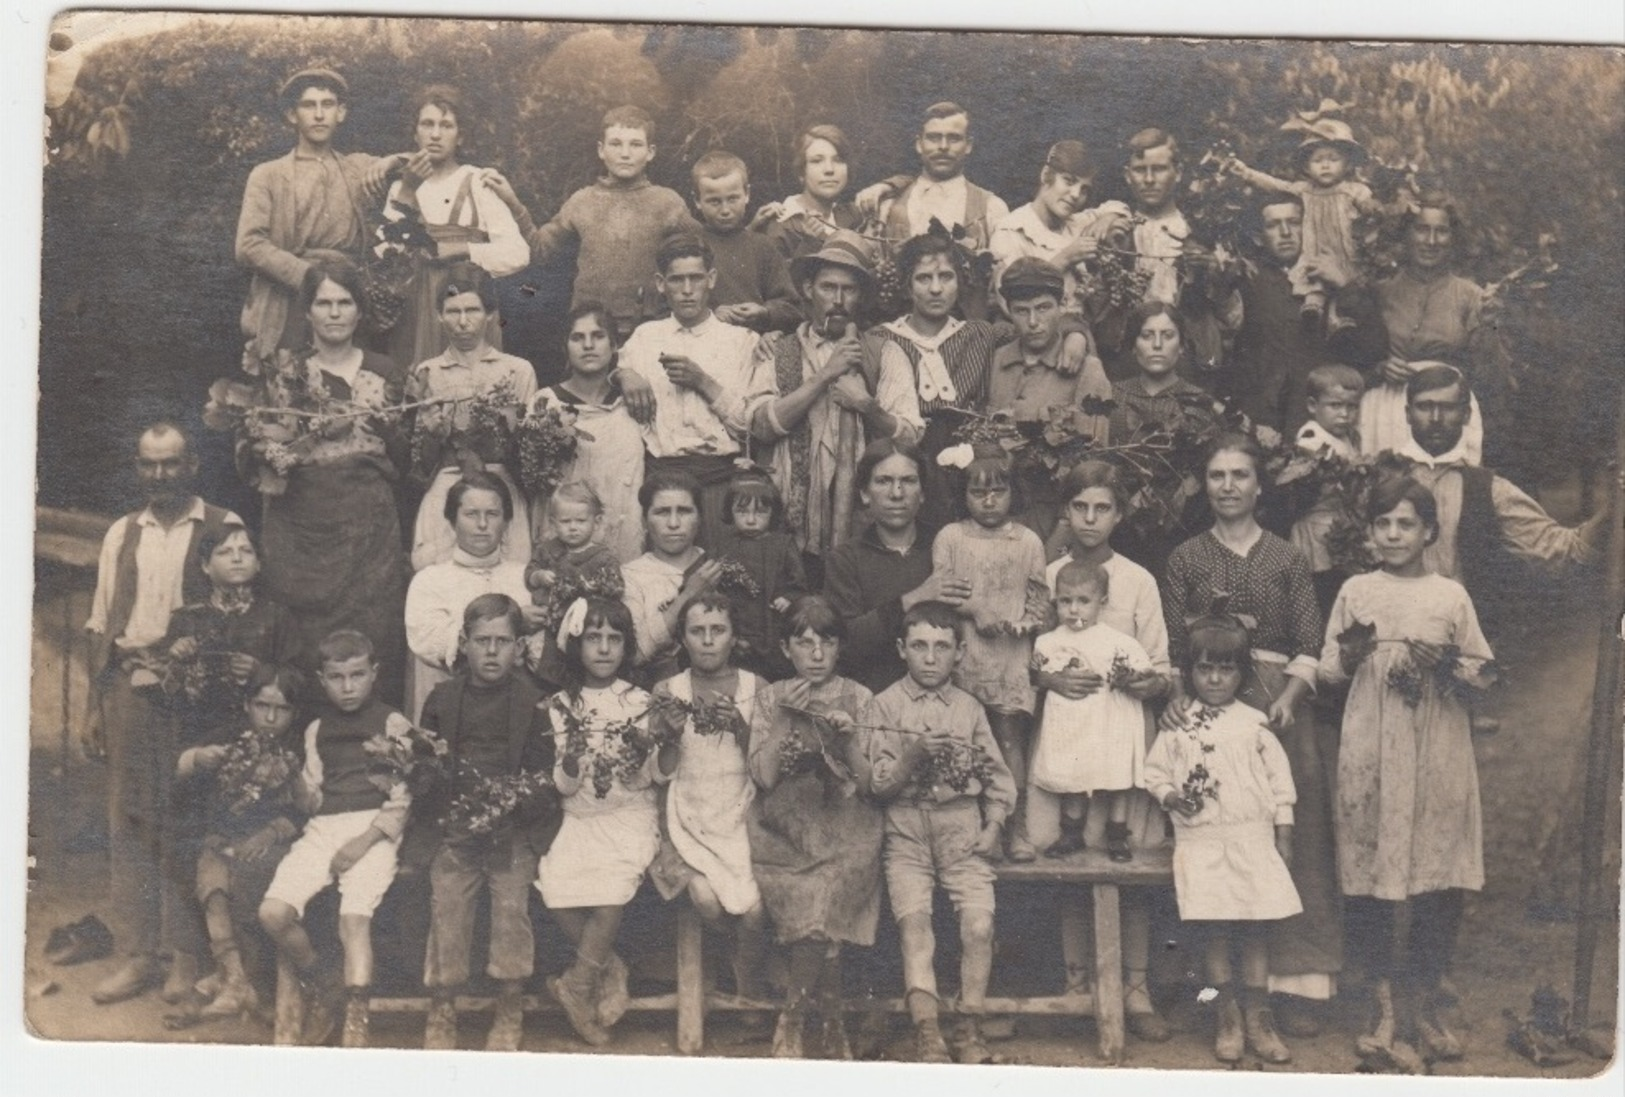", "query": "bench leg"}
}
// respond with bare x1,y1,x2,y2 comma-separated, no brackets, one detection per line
1093,882,1124,1063
676,904,704,1054
274,955,304,1046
